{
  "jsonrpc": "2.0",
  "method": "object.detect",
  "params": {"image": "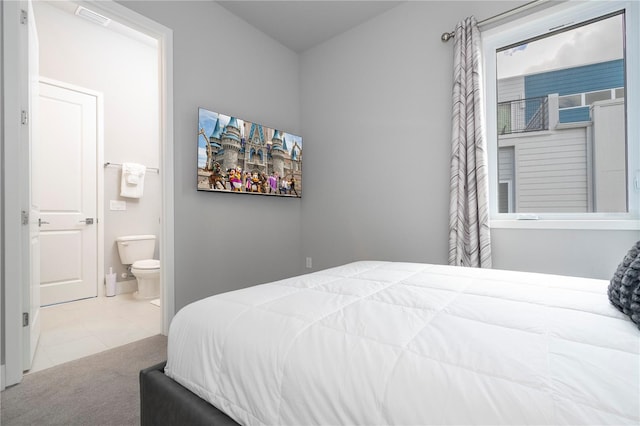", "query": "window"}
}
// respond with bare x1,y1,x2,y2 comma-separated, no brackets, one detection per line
585,89,613,105
497,102,512,135
483,1,640,227
558,94,581,109
557,88,622,113
498,181,513,213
